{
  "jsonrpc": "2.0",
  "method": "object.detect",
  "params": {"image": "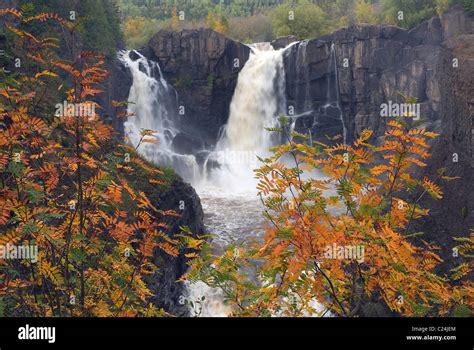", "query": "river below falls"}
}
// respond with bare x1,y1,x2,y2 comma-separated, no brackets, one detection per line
197,185,266,247
183,183,266,317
